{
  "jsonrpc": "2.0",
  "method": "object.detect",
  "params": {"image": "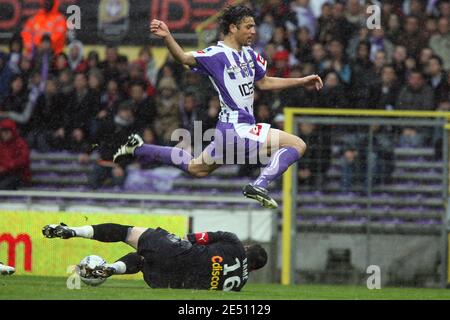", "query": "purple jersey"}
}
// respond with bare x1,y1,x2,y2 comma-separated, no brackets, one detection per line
191,41,267,125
